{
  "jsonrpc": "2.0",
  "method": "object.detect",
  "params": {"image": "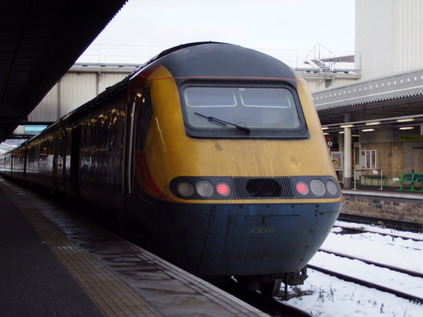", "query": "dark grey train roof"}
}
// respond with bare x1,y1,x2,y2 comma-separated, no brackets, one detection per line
63,42,298,124
131,42,297,87
157,42,296,82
